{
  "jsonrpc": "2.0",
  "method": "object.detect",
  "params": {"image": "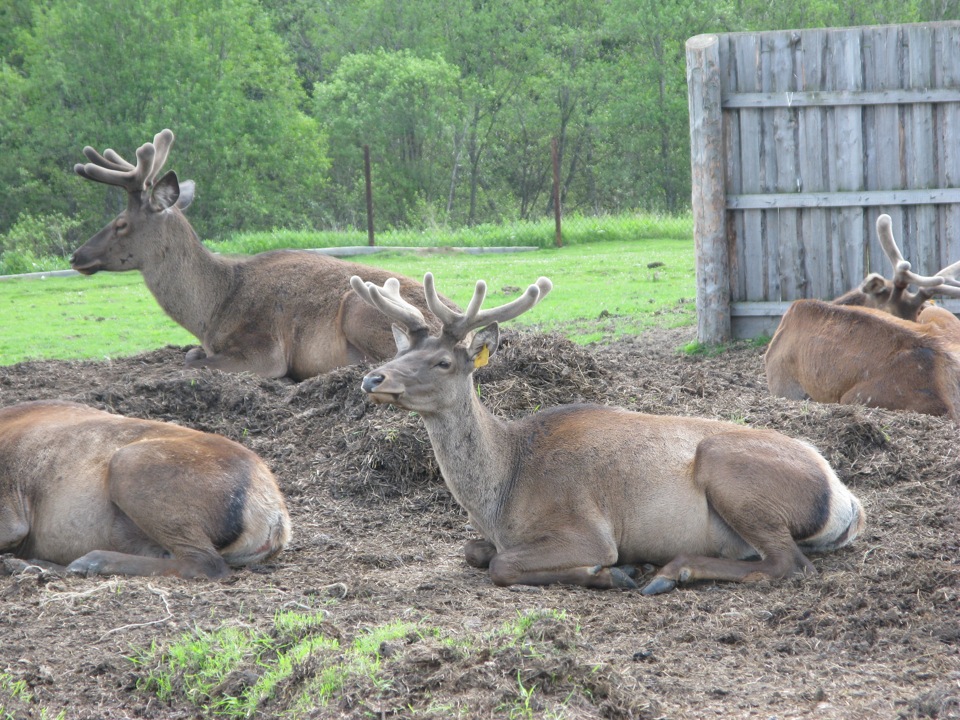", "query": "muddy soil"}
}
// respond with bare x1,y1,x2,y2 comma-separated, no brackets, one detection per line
1,327,957,719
